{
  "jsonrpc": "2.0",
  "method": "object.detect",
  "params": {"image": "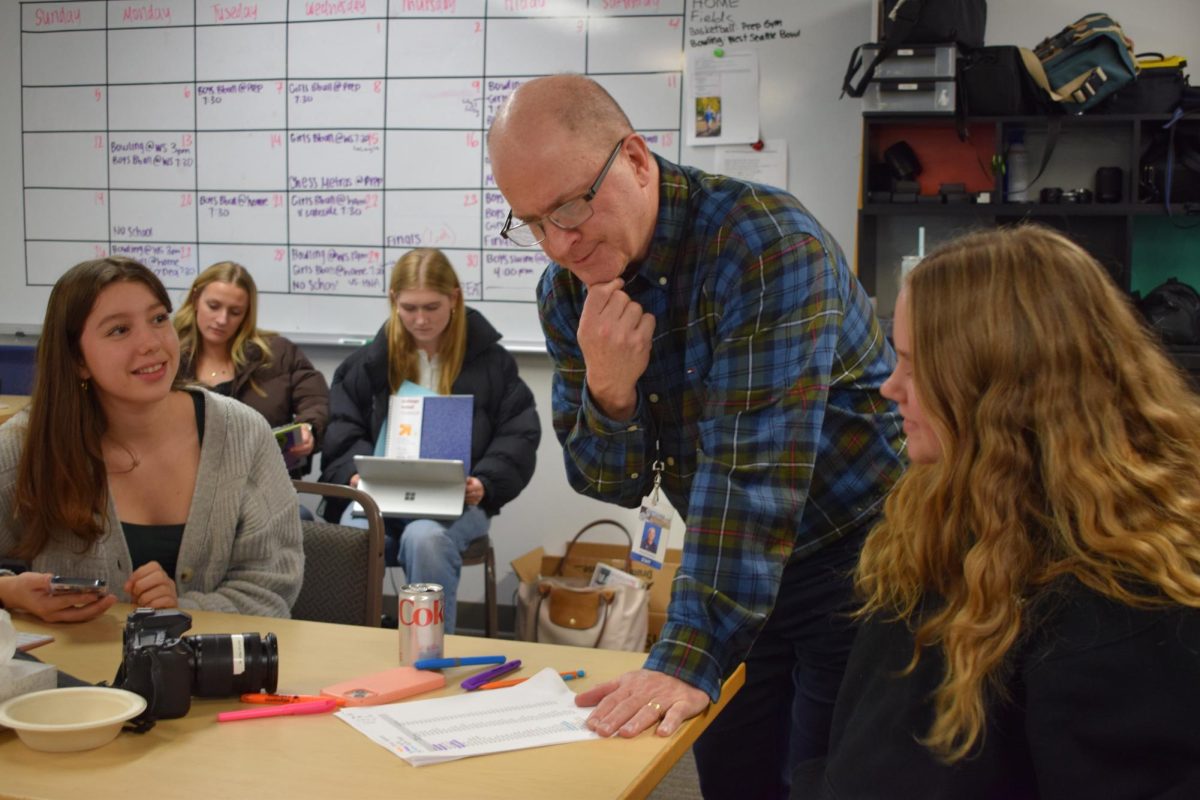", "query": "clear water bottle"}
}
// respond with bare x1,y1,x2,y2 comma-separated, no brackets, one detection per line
1006,132,1030,203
